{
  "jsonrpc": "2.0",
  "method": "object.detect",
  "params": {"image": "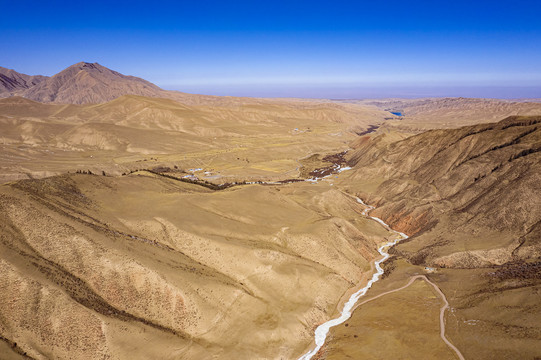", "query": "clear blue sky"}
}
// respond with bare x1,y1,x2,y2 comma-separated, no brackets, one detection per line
2,0,541,98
